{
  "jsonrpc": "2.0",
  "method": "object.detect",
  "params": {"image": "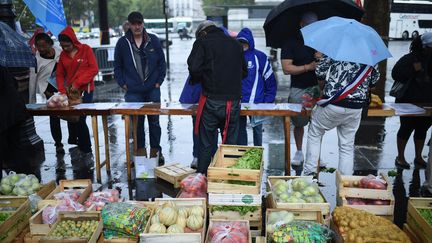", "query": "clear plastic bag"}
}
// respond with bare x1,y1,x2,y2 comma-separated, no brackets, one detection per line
46,92,69,108
101,202,151,236
42,197,85,224
208,221,249,243
180,173,207,193
54,191,82,201
270,221,333,243
84,189,120,210
359,174,387,189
